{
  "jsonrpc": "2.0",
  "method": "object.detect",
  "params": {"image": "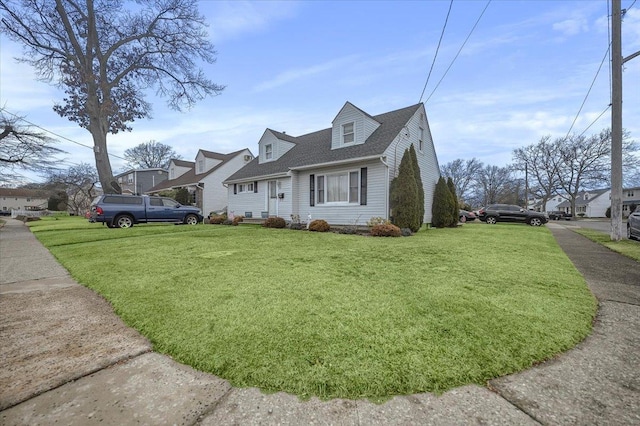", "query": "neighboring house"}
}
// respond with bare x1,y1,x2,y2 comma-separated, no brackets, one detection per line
224,102,440,225
530,194,566,213
0,188,48,213
556,189,611,217
147,149,254,215
622,186,640,217
115,168,168,195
